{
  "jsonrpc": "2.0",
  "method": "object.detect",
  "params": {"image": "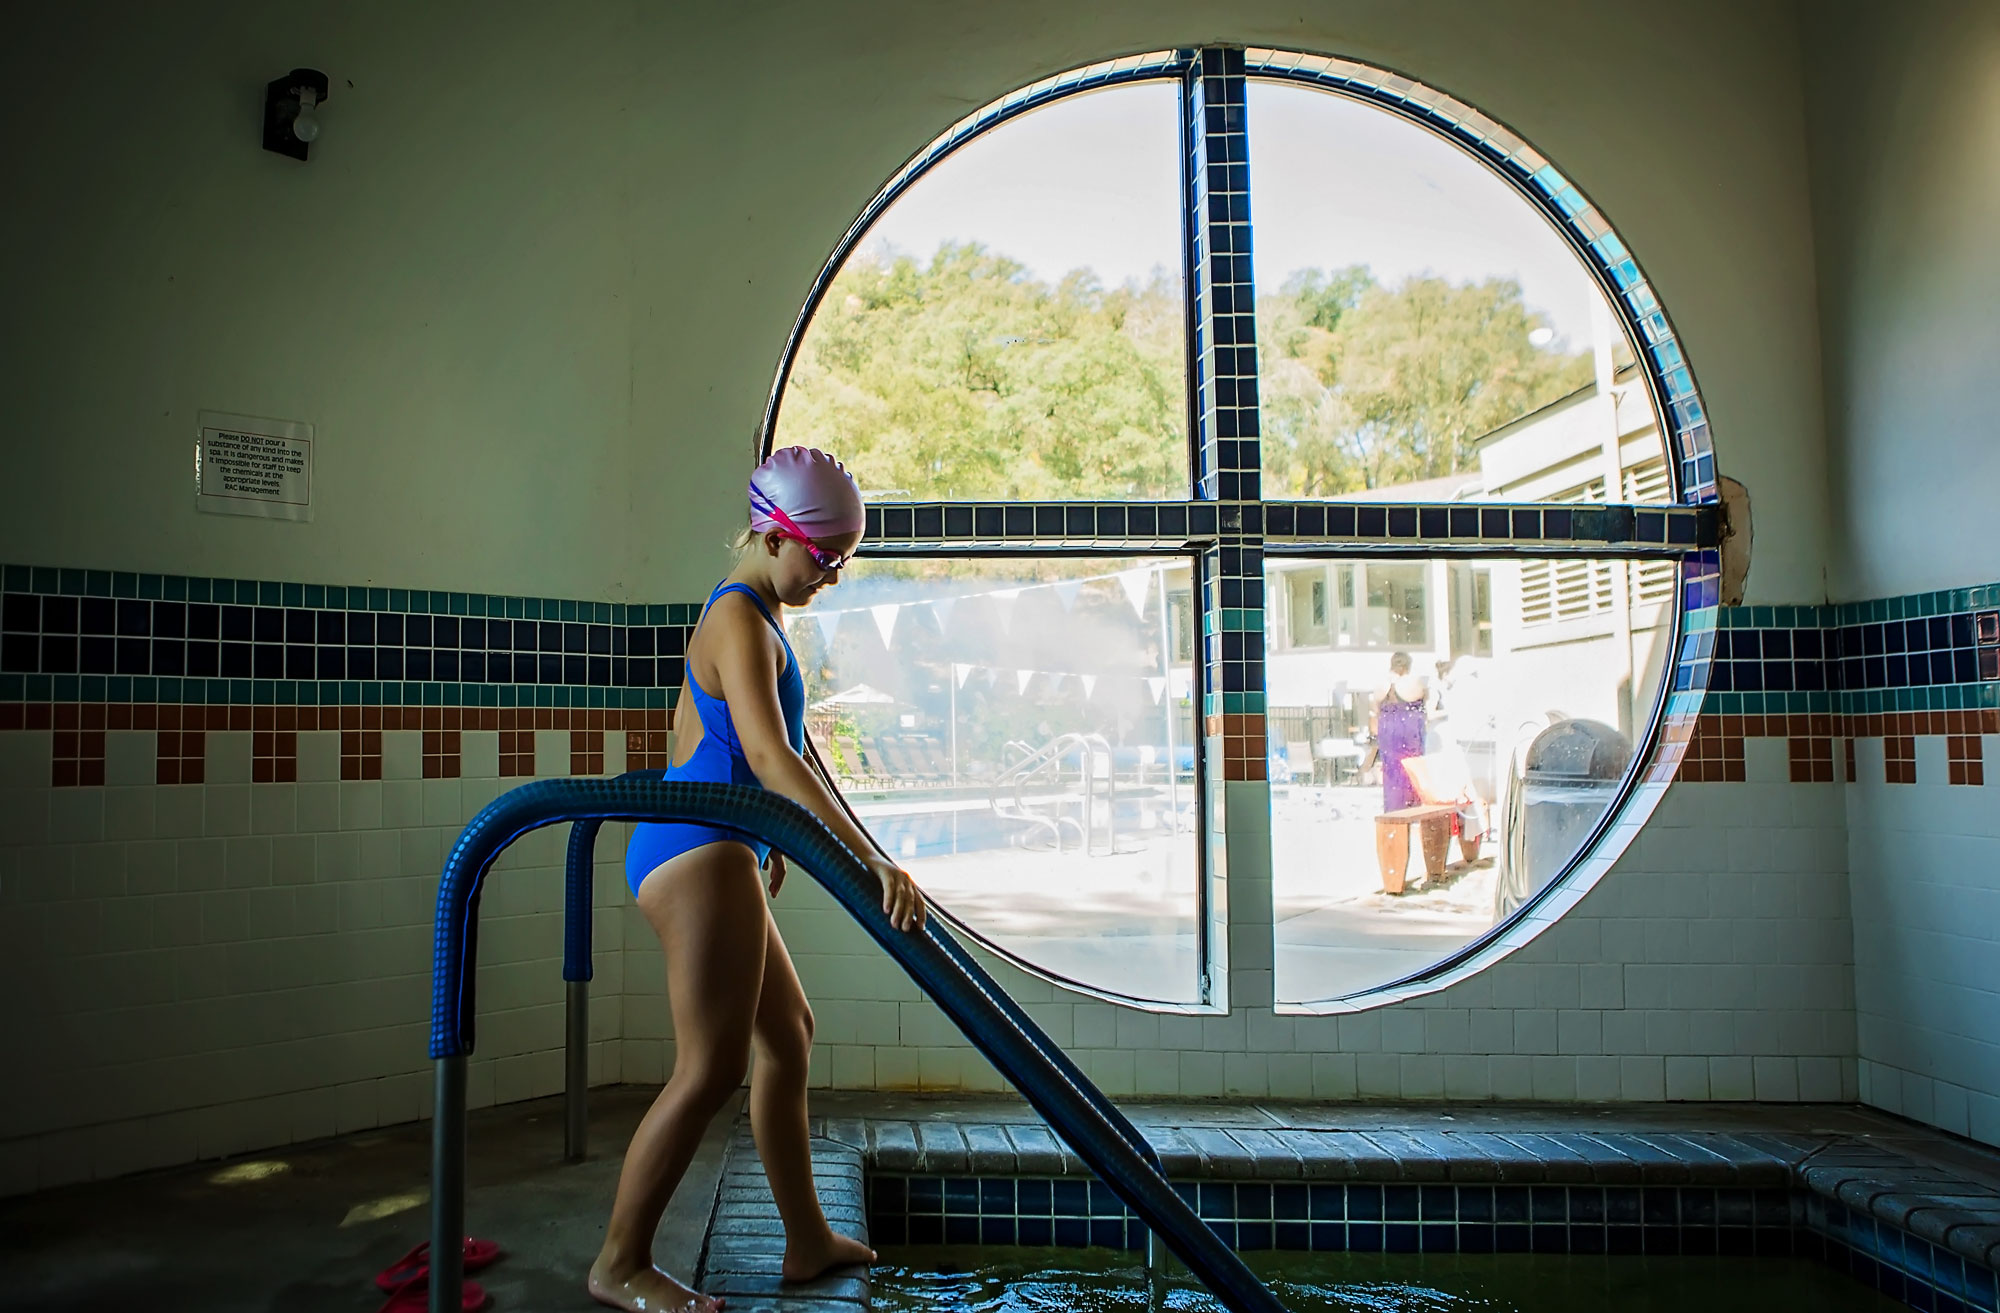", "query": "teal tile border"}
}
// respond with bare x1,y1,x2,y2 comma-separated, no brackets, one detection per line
1698,582,2000,718
0,560,693,707
5,560,1994,718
